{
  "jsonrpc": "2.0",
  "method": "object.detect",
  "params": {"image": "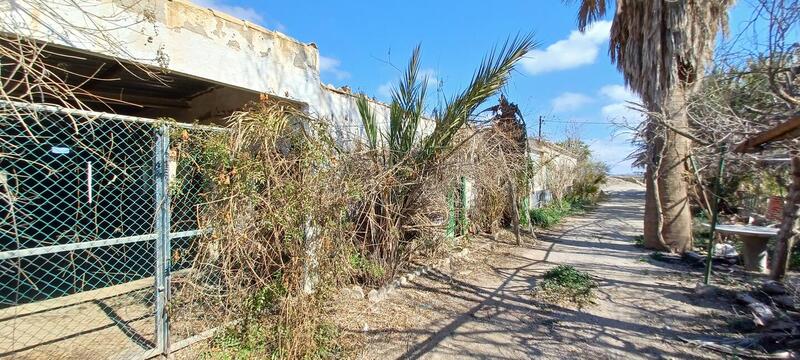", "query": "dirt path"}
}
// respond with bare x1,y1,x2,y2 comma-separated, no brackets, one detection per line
347,181,730,359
